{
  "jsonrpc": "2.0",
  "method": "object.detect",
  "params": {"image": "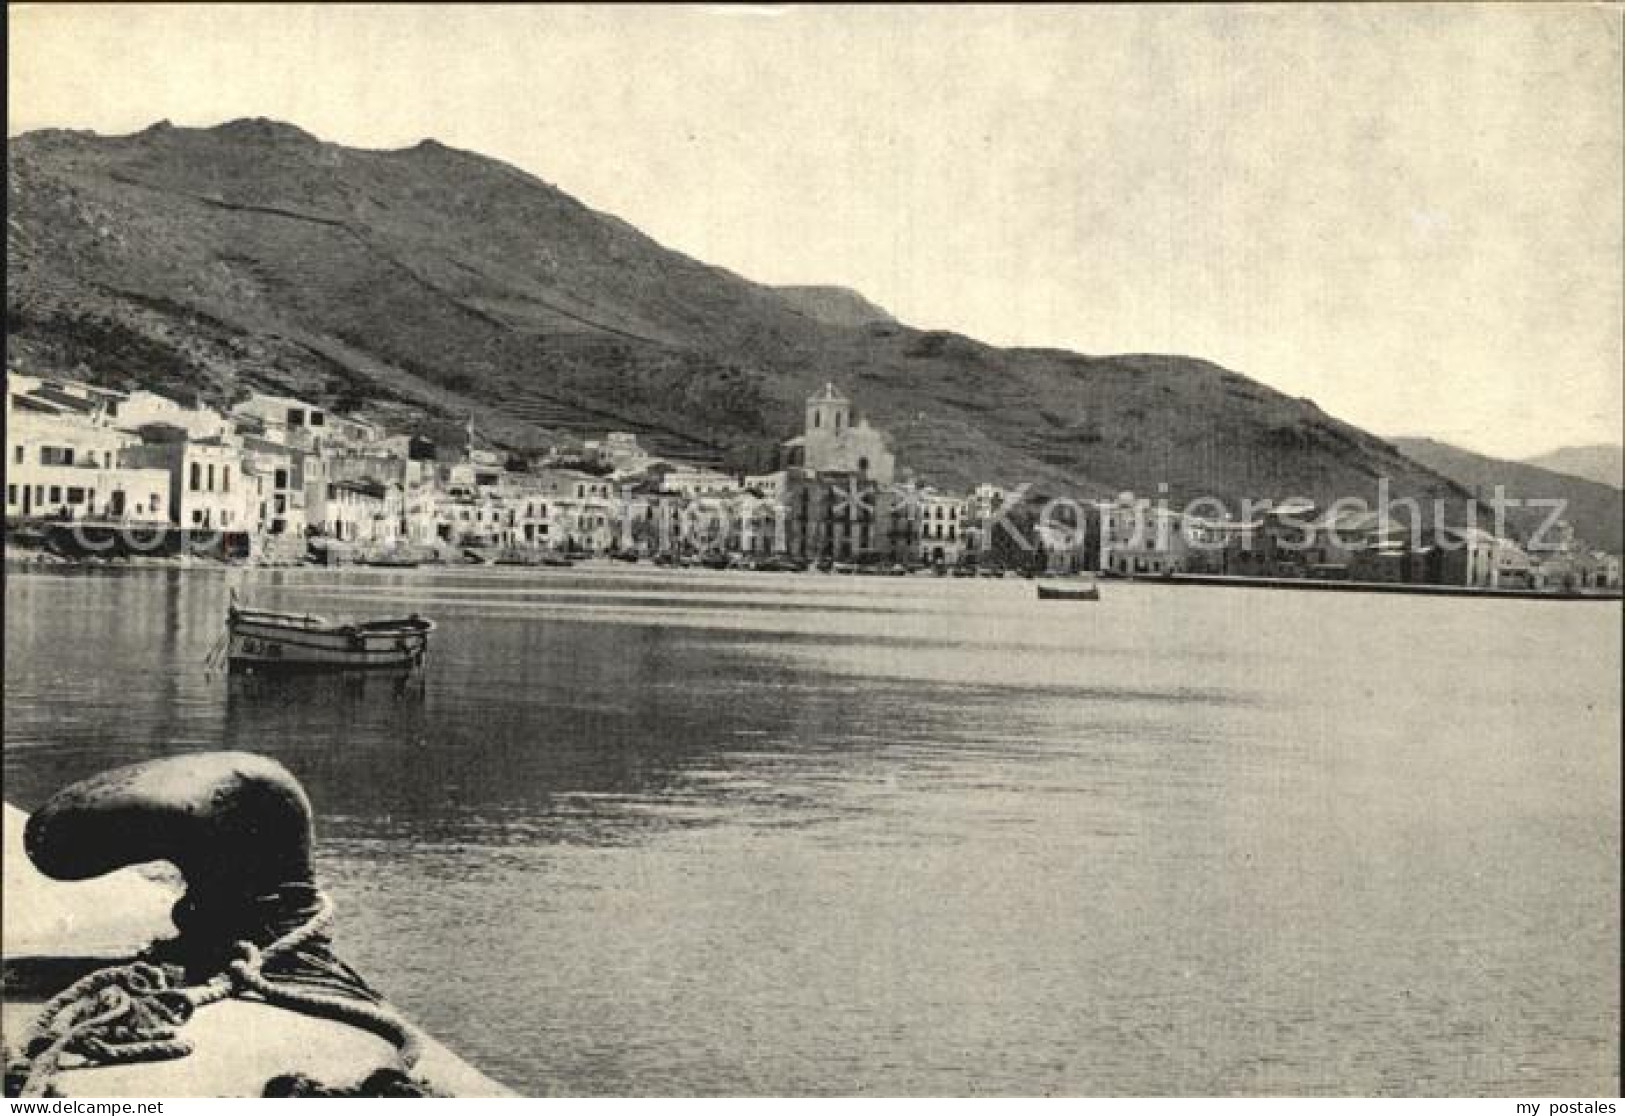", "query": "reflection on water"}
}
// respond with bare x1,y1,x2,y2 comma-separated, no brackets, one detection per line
4,564,1620,1095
